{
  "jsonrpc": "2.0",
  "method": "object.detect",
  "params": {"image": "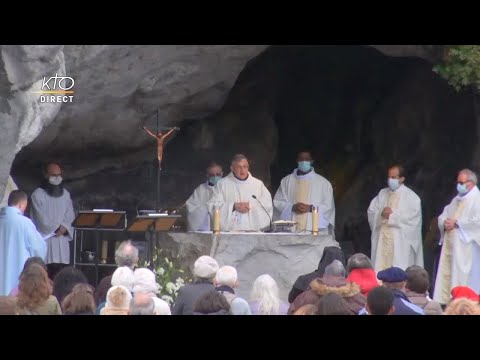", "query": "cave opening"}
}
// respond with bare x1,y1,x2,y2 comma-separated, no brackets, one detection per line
248,45,476,277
